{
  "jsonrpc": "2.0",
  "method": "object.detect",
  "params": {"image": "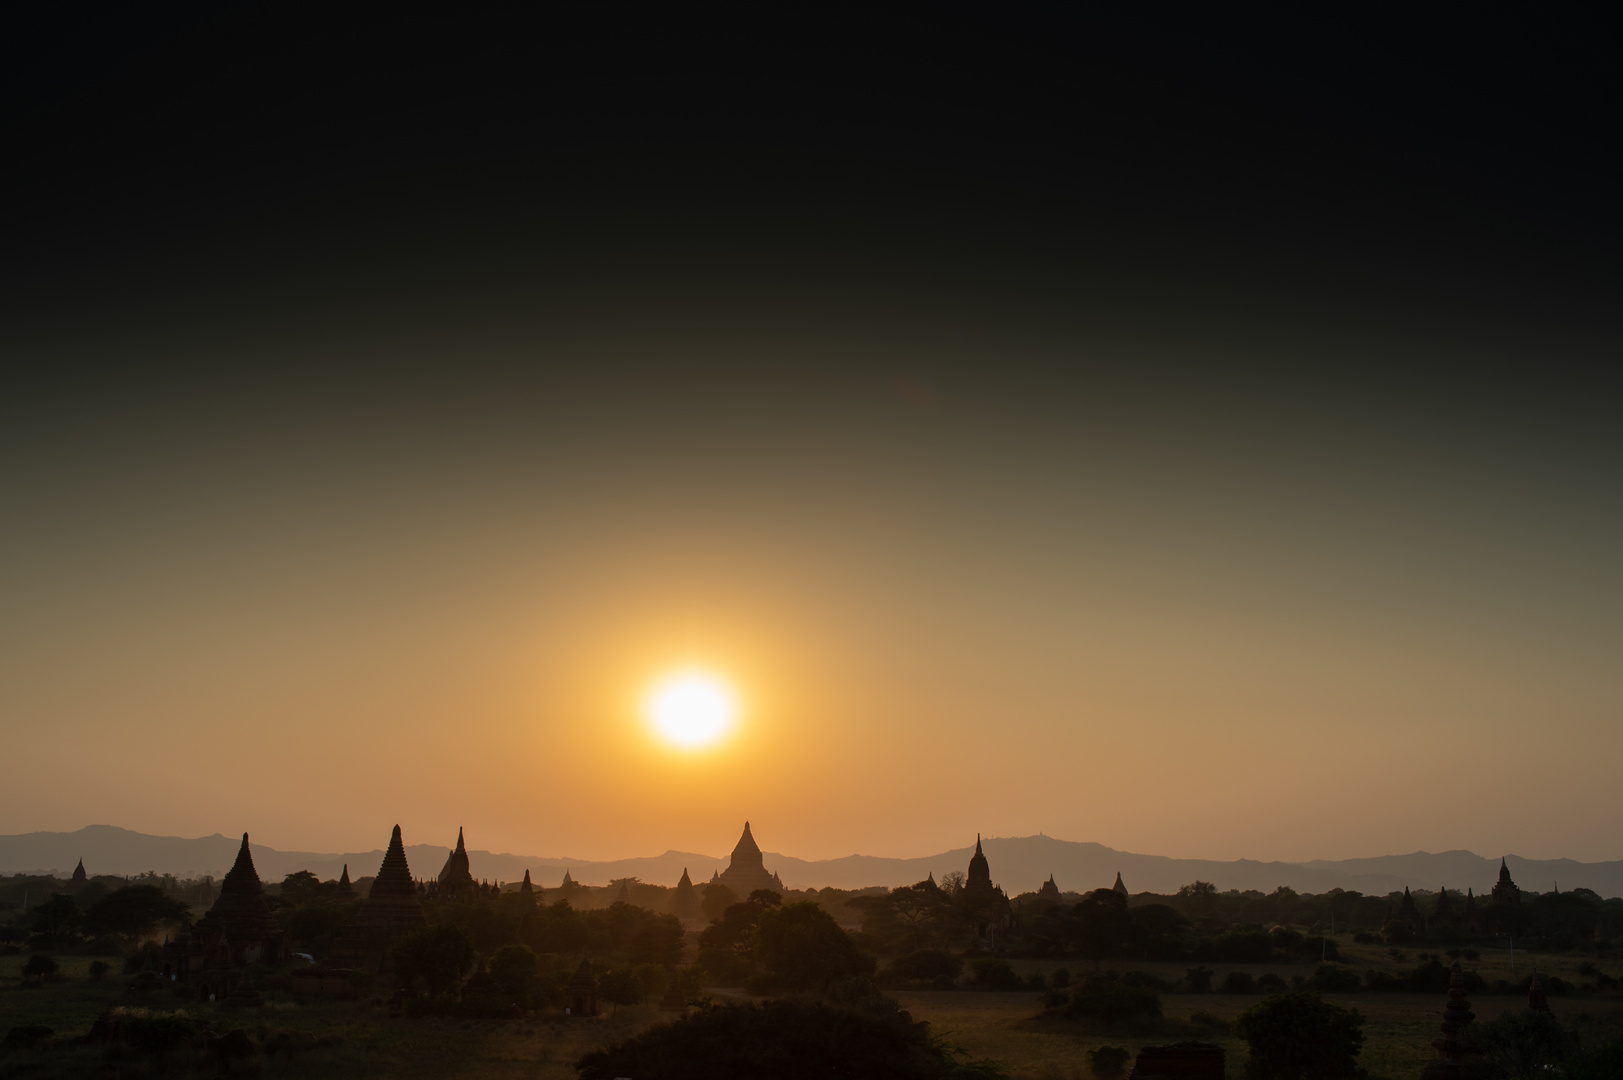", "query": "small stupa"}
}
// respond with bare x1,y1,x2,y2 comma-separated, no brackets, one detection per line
1419,961,1484,1080
1112,872,1128,896
335,864,354,899
71,859,87,885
